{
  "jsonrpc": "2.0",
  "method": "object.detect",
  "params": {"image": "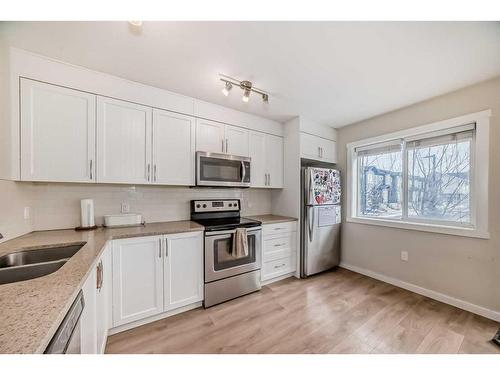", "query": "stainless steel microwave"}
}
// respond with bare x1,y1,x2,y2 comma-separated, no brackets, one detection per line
196,151,251,187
